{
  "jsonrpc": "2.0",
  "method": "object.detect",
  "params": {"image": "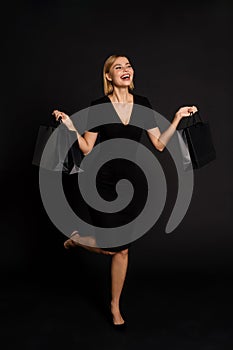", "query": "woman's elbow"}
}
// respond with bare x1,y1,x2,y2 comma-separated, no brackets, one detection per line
155,141,165,152
83,146,92,156
157,146,165,152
